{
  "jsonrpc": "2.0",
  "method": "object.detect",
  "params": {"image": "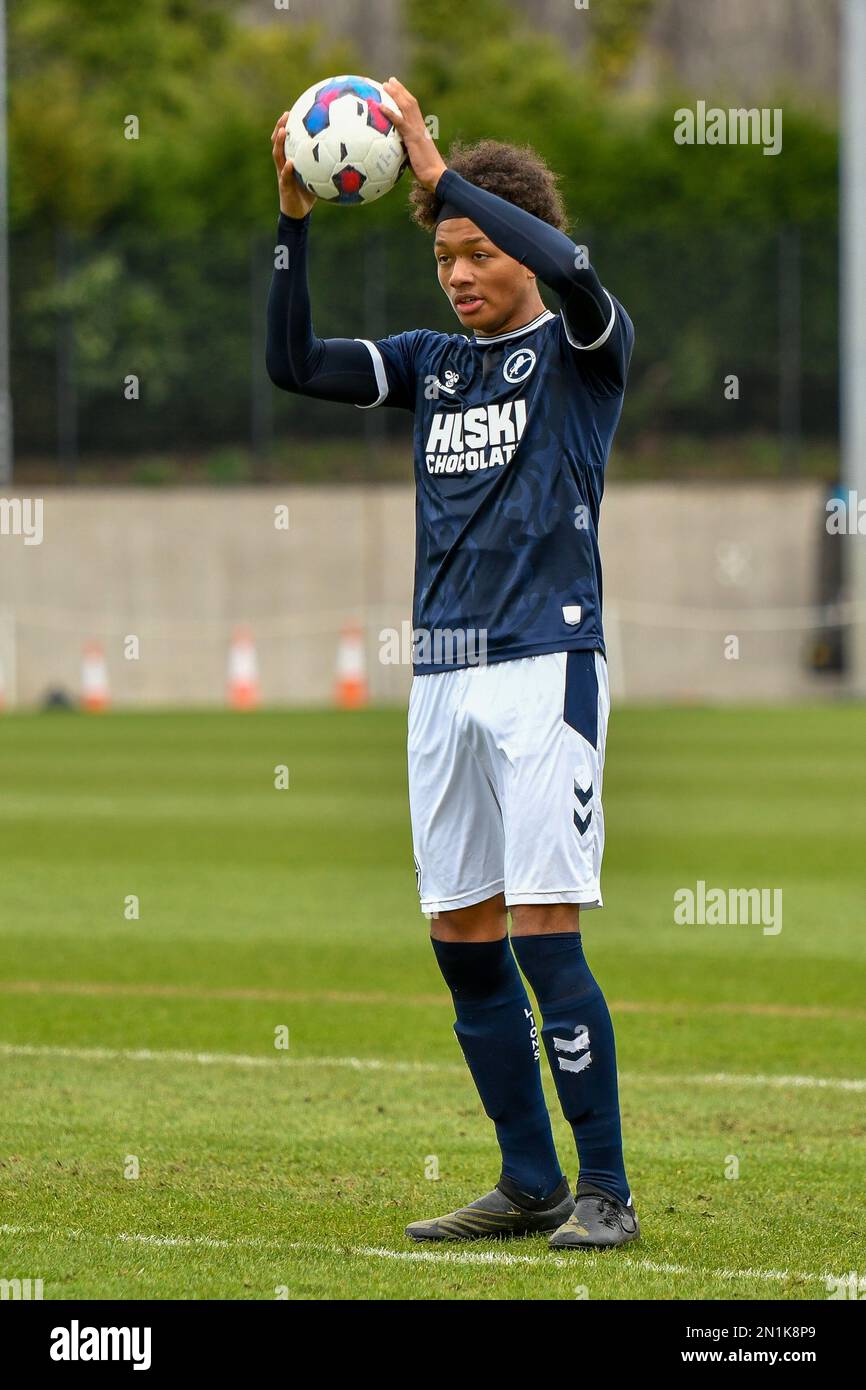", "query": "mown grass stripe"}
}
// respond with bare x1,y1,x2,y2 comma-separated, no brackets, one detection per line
1,979,864,1023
